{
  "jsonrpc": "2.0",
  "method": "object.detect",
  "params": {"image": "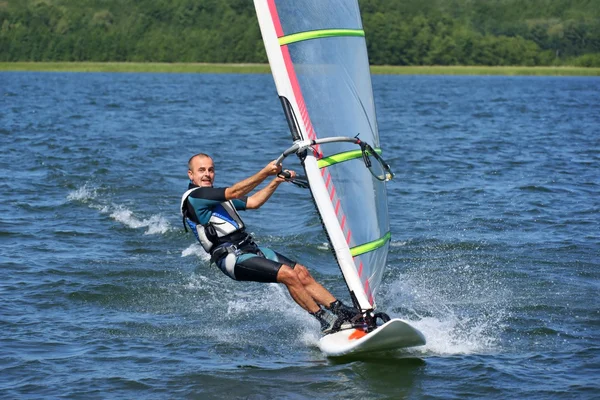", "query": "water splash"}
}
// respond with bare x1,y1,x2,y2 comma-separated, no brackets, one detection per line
181,243,211,262
317,242,330,251
67,183,172,234
66,183,97,202
186,277,321,350
109,206,171,234
410,313,503,355
381,263,510,356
